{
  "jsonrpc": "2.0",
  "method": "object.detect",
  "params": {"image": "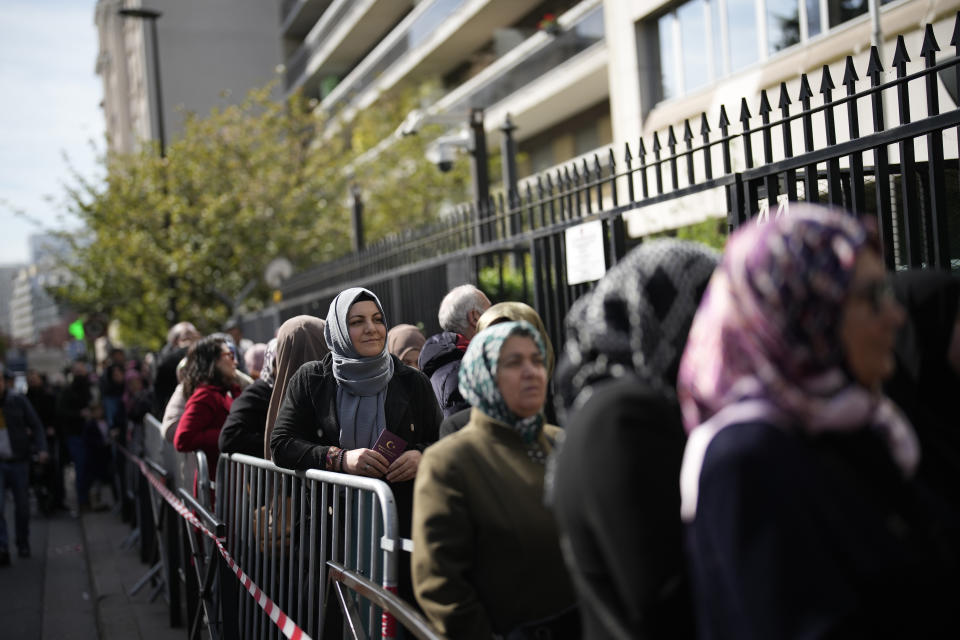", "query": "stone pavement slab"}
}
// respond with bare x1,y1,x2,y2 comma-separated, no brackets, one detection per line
81,506,181,640
1,472,183,640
